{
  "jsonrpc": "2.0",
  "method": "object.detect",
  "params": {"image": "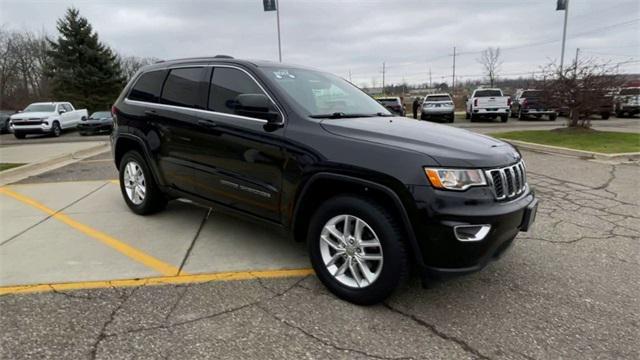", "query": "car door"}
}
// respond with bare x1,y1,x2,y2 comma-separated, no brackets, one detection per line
152,66,210,194
188,65,286,222
60,103,76,128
